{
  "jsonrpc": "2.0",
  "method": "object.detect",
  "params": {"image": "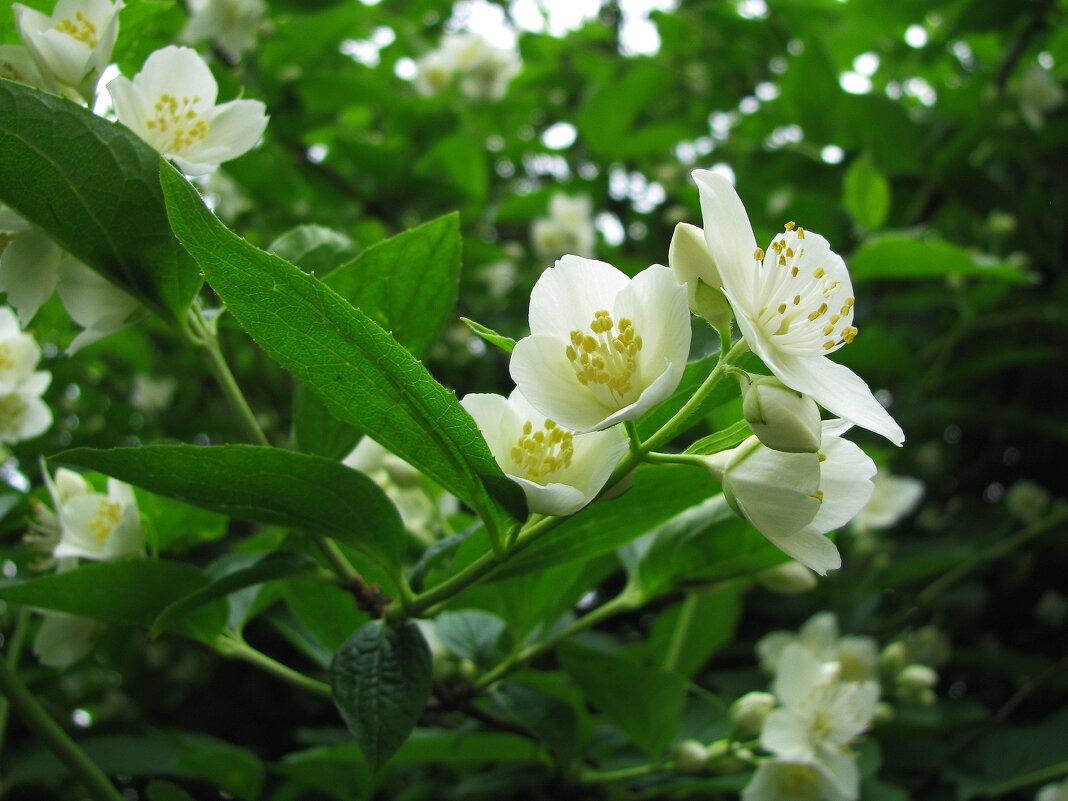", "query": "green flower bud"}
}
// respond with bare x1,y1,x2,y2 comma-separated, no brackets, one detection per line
879,641,909,677
669,222,734,334
730,691,776,737
673,739,709,773
756,561,818,595
742,375,822,453
896,663,939,706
